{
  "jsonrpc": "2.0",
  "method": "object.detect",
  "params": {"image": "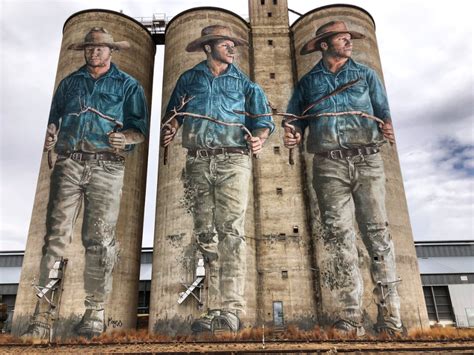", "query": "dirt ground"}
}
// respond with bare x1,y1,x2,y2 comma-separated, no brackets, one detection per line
2,327,473,354
0,339,473,354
